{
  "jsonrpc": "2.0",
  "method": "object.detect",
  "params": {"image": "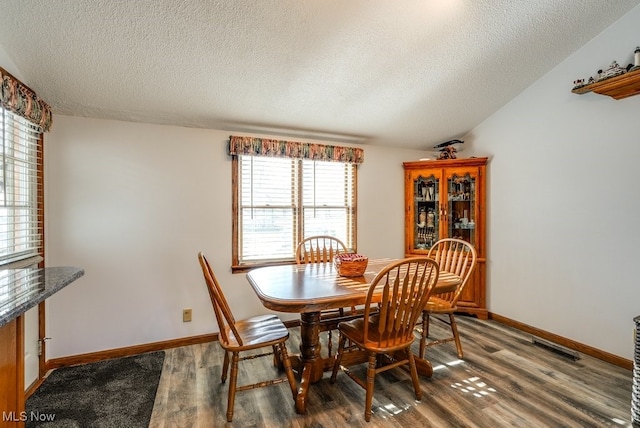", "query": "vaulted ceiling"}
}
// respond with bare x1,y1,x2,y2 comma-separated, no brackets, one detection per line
1,1,639,150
